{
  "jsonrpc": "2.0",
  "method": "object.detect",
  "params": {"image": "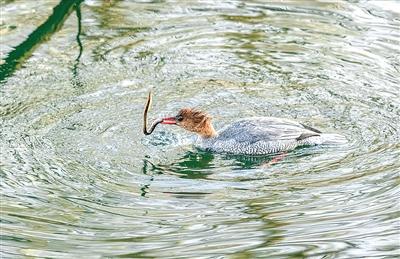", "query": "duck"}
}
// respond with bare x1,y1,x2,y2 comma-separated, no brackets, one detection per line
143,93,347,155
